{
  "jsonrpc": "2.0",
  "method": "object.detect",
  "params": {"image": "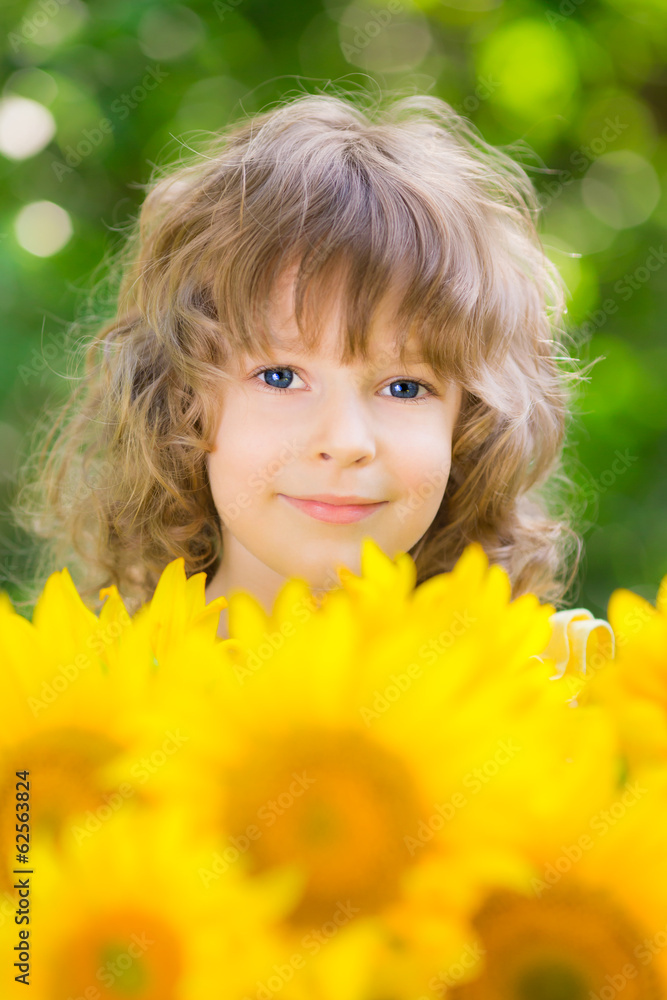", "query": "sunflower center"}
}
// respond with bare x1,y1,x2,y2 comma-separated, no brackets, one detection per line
516,961,588,1000
98,943,149,994
447,887,664,1000
225,727,426,927
54,908,182,1000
